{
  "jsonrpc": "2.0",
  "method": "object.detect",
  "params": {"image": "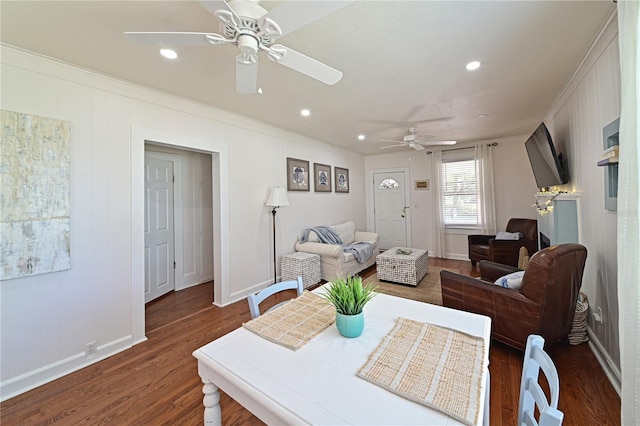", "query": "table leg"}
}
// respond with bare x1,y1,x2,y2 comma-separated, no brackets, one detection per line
483,369,490,426
202,379,221,426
